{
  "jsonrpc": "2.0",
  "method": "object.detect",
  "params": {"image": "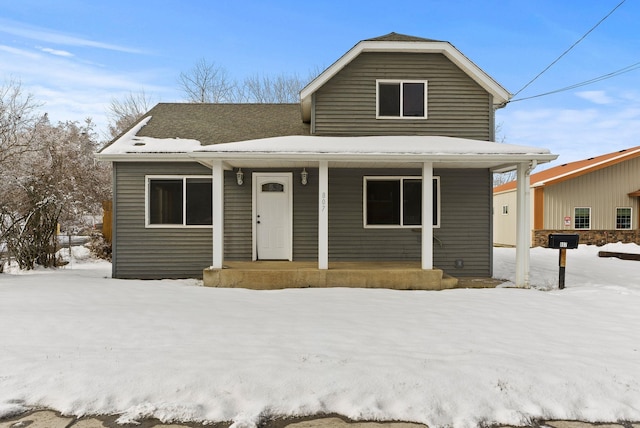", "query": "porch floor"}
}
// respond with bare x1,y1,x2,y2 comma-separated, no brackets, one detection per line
203,261,502,290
